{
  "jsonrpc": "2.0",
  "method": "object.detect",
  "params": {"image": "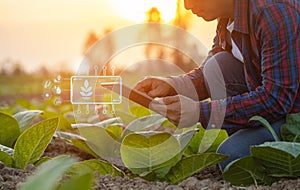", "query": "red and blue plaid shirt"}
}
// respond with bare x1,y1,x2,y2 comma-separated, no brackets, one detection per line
183,0,300,128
